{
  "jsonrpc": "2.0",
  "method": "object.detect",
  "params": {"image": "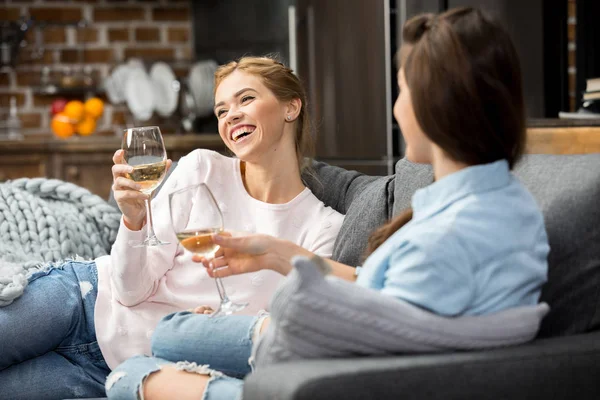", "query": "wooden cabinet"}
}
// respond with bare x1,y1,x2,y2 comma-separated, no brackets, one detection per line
295,0,393,174
0,134,227,200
